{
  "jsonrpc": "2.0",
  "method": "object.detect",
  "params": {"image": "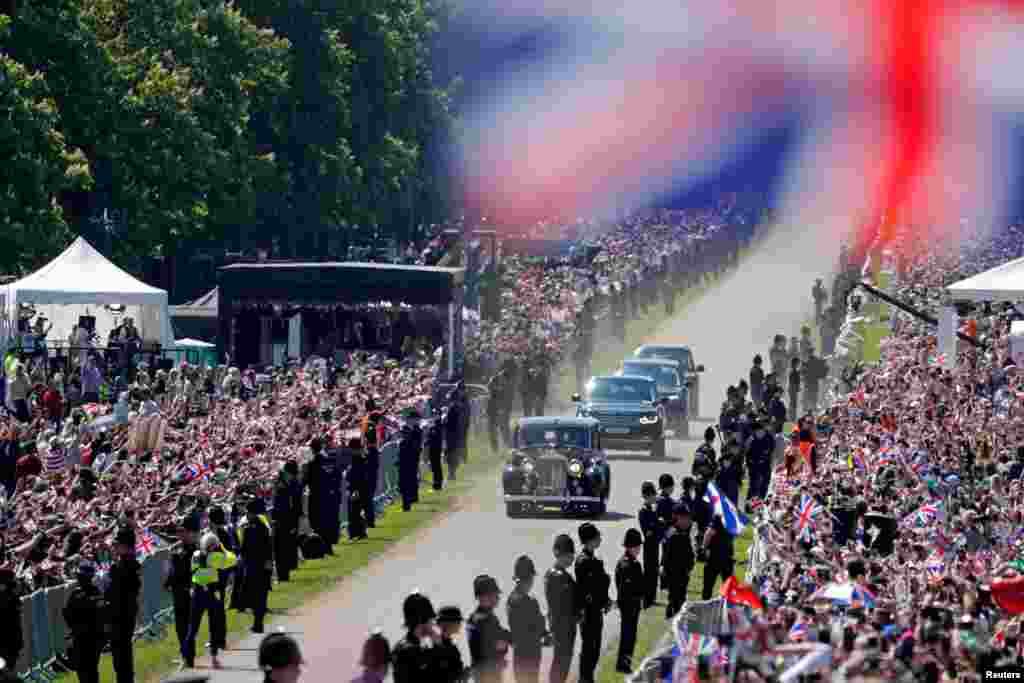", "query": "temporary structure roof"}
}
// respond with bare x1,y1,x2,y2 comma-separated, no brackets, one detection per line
947,255,1024,302
7,236,167,305
4,236,174,348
